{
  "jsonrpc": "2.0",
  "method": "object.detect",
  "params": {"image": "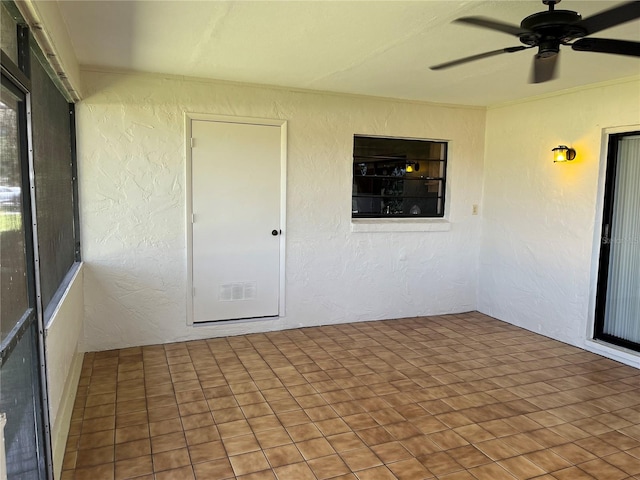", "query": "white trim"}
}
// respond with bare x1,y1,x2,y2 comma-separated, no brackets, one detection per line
15,0,82,101
186,112,286,128
586,124,640,357
185,115,194,326
184,113,287,326
351,135,453,228
279,123,288,318
44,262,82,329
351,219,451,233
584,340,640,369
489,75,640,110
